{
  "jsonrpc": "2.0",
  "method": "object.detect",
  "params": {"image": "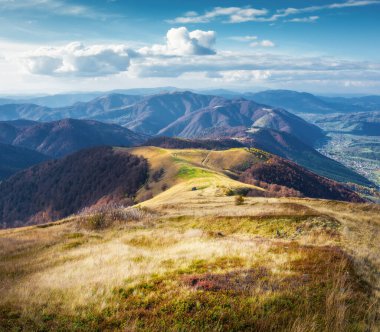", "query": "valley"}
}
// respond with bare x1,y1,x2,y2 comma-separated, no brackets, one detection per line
317,133,380,188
